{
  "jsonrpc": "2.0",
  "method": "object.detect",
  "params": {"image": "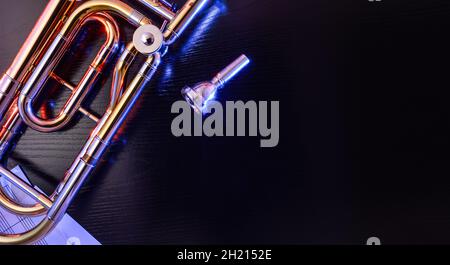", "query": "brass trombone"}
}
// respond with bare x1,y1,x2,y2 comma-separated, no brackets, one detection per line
0,0,209,244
